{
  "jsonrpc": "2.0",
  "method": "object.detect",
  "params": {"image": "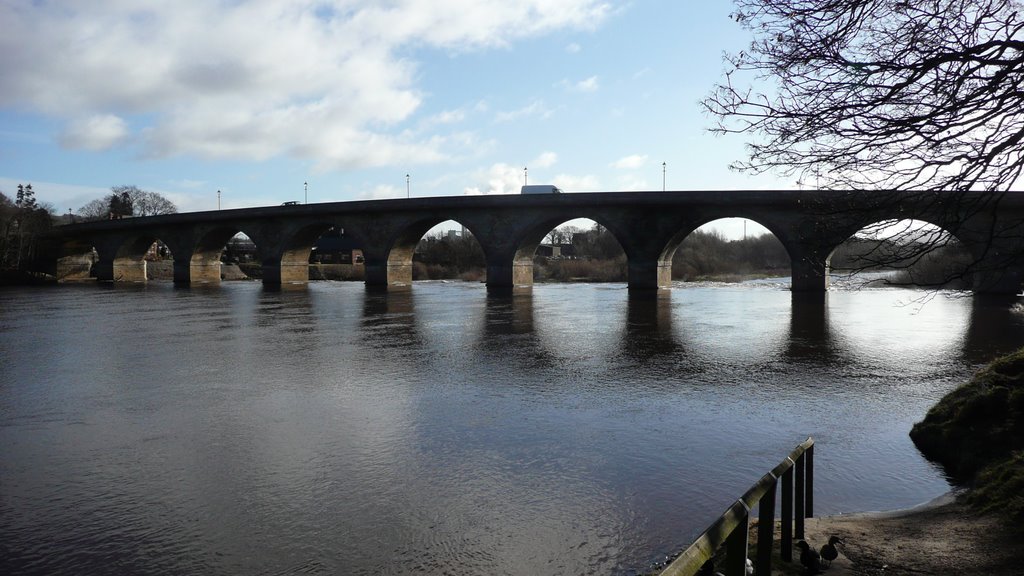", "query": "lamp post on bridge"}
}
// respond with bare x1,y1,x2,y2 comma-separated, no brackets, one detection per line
662,161,666,192
304,181,308,205
406,173,410,199
217,190,221,210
